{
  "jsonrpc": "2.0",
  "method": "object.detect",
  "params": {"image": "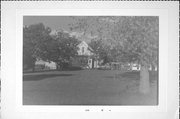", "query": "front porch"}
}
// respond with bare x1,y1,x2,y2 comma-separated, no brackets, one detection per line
71,55,99,69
